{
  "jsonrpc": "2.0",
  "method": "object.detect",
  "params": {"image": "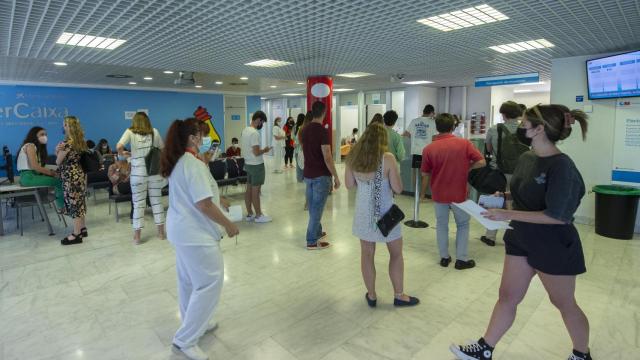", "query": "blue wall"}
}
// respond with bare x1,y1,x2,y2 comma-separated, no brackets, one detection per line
0,85,225,164
246,95,262,122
